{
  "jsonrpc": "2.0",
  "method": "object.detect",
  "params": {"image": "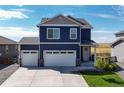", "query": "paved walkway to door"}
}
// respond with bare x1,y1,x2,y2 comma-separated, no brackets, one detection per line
1,67,88,87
